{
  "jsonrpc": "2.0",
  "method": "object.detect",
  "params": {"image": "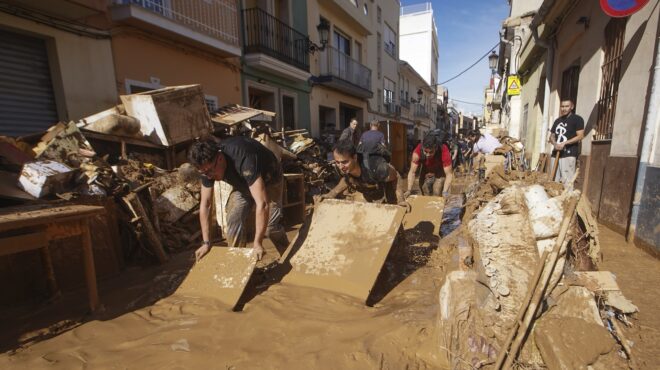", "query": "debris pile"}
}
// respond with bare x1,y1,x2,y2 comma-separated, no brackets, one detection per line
438,166,637,369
